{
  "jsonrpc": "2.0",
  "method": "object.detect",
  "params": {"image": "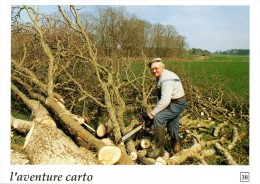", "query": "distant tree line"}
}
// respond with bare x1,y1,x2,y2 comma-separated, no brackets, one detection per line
213,49,249,55
12,6,188,59
188,48,211,56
